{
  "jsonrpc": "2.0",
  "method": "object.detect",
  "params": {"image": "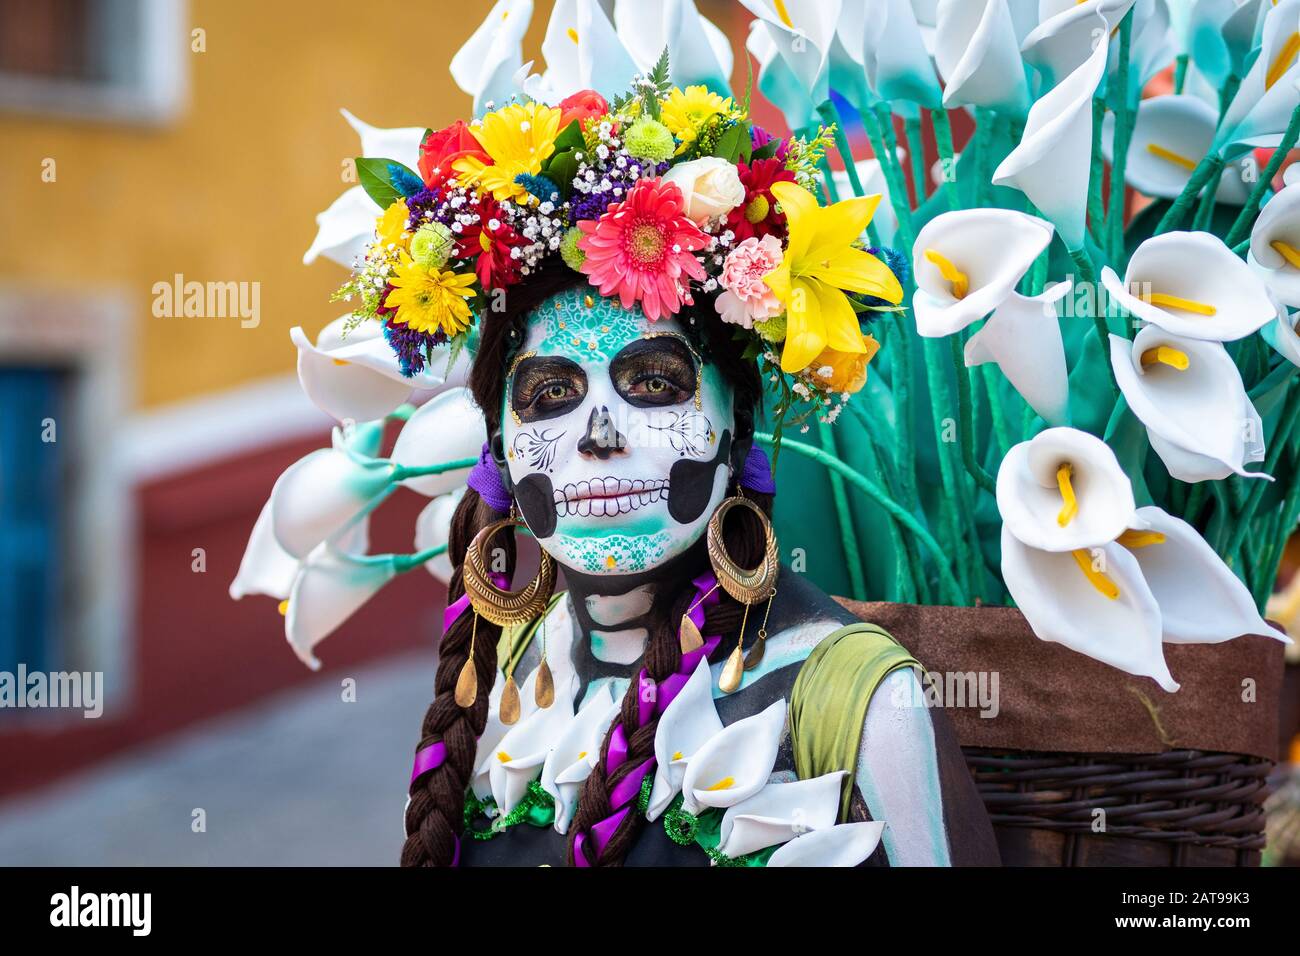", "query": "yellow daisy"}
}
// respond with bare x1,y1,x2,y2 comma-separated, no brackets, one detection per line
453,101,563,205
384,255,477,336
375,199,411,251
660,85,737,154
